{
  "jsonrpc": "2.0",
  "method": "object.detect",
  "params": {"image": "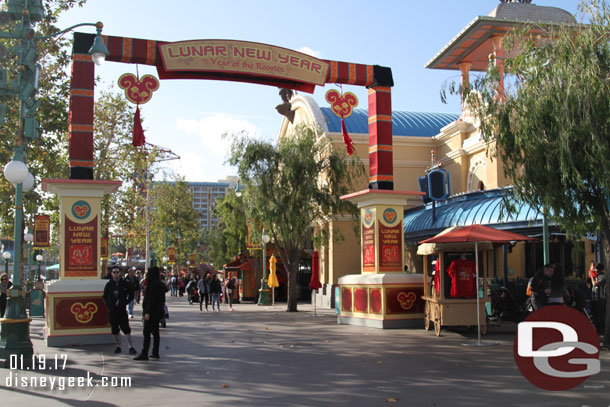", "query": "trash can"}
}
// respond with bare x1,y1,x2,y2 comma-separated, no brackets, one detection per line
30,288,44,317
